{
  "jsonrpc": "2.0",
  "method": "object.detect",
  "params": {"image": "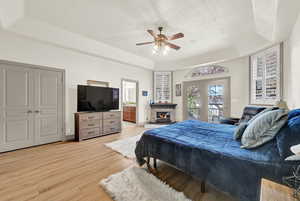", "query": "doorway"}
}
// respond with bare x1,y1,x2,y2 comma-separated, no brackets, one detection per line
183,78,230,123
121,79,138,127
